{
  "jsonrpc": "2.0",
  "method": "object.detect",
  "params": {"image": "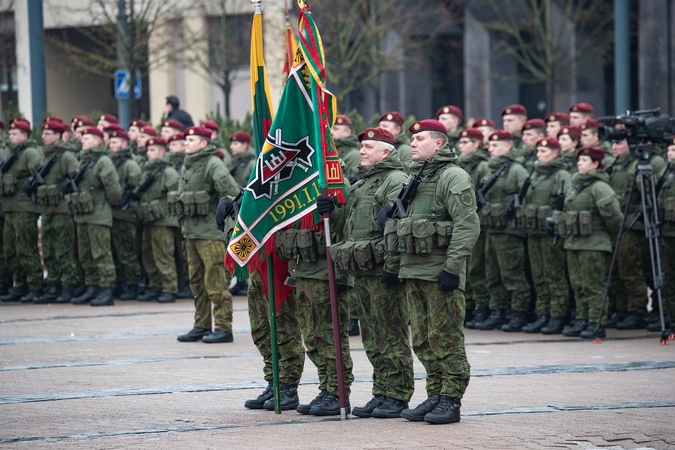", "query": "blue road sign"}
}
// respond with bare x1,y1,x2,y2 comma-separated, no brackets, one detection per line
114,69,142,100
